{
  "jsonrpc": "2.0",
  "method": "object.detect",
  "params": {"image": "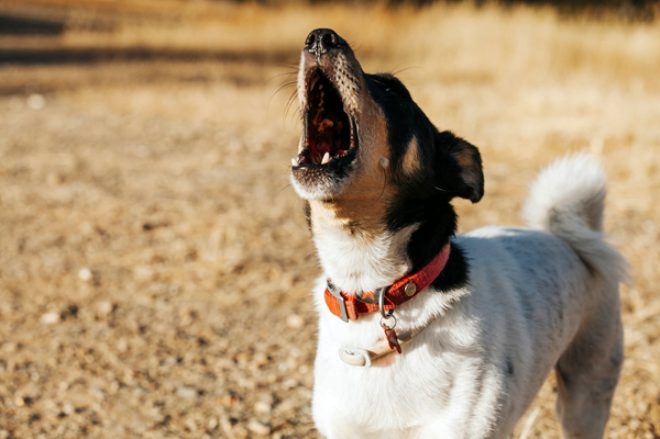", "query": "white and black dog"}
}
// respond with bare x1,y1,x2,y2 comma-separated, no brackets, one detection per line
290,28,627,439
